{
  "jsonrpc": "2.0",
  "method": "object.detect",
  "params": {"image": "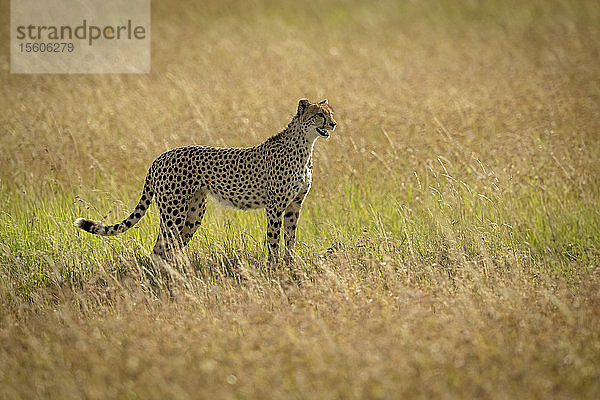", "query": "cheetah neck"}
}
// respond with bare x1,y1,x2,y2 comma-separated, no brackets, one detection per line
265,115,319,156
281,117,320,143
